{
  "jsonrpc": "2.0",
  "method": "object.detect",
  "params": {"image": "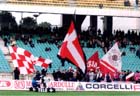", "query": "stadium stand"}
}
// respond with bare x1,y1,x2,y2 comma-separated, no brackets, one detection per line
0,32,140,73
6,0,140,9
0,0,140,80
76,0,140,9
7,0,69,6
0,31,140,82
1,33,140,73
76,0,118,8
